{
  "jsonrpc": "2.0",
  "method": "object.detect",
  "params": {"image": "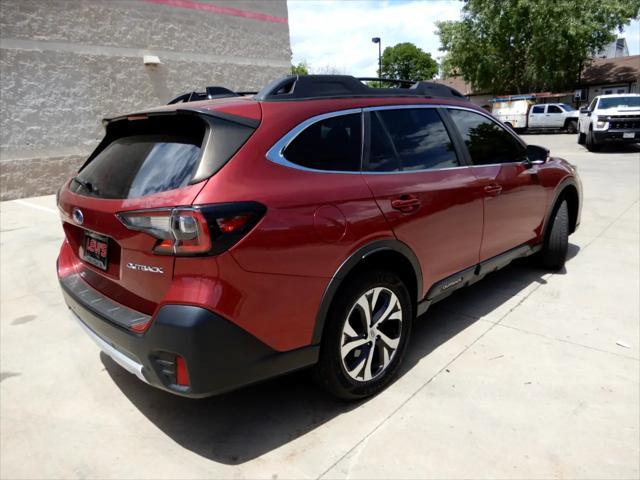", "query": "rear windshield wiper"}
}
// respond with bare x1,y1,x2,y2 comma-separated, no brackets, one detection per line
73,177,98,194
